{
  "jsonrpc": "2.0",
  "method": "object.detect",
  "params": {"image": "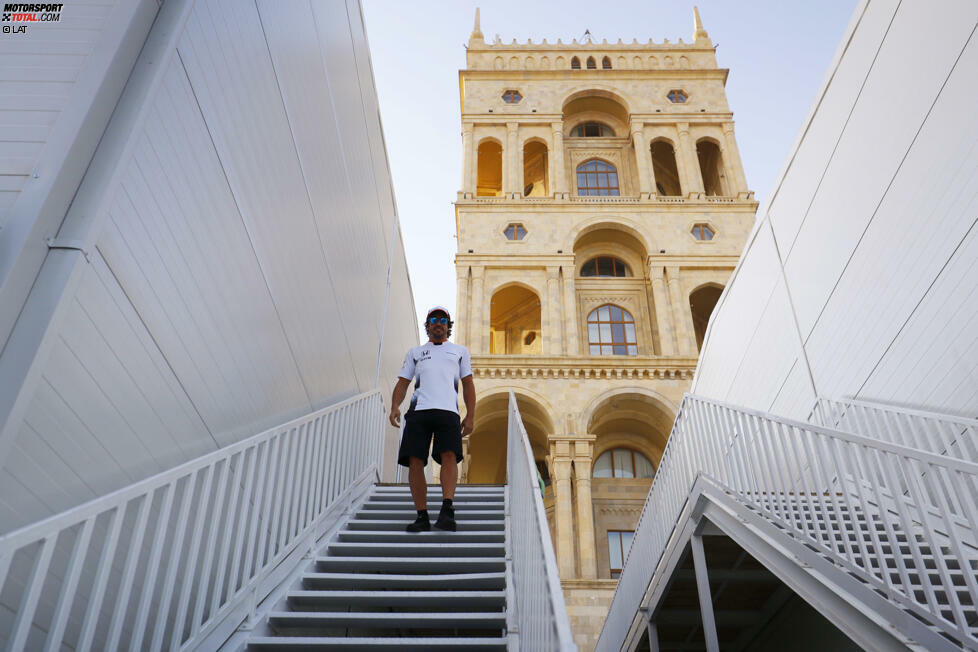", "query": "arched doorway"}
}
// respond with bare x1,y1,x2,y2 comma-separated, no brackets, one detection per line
477,140,502,196
466,393,554,484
